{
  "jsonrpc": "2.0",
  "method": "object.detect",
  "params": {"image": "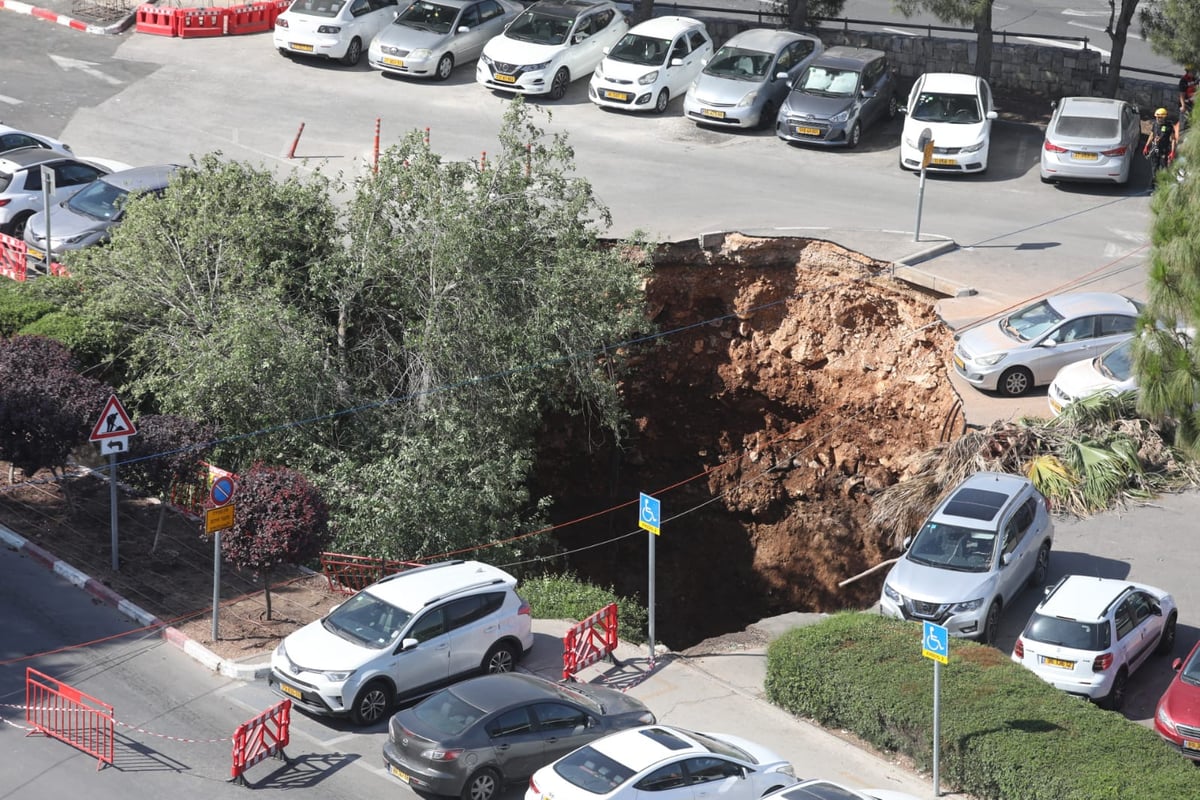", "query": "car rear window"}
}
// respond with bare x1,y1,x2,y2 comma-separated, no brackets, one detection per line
553,746,633,794
0,173,10,192
1025,613,1110,650
1056,115,1119,139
